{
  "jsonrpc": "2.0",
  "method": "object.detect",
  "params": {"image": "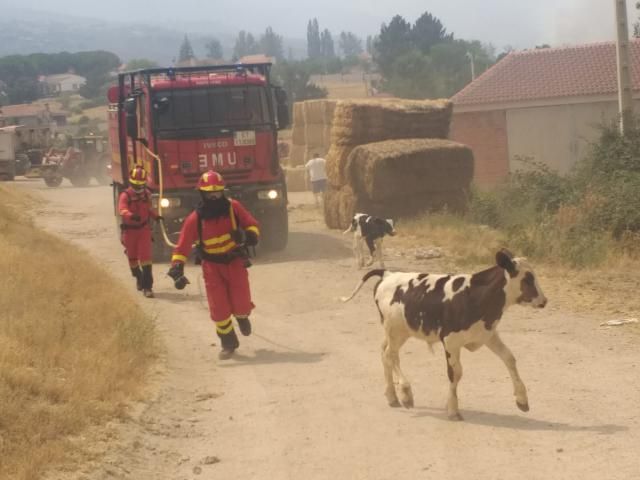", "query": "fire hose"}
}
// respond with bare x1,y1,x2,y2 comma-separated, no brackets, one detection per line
143,146,176,248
